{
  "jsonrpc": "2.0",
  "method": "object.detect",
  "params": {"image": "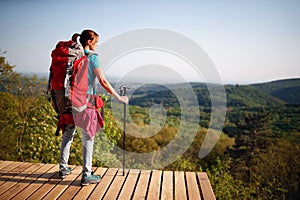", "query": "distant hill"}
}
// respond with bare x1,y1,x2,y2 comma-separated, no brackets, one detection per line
225,84,285,108
250,78,300,104
129,80,290,109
